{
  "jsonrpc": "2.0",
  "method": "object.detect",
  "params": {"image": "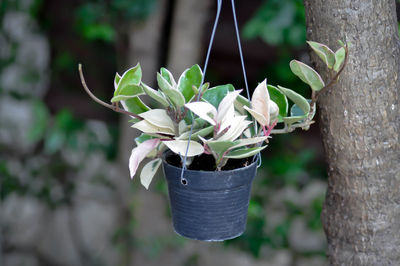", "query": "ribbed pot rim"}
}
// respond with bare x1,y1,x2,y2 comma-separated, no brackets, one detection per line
162,150,257,174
